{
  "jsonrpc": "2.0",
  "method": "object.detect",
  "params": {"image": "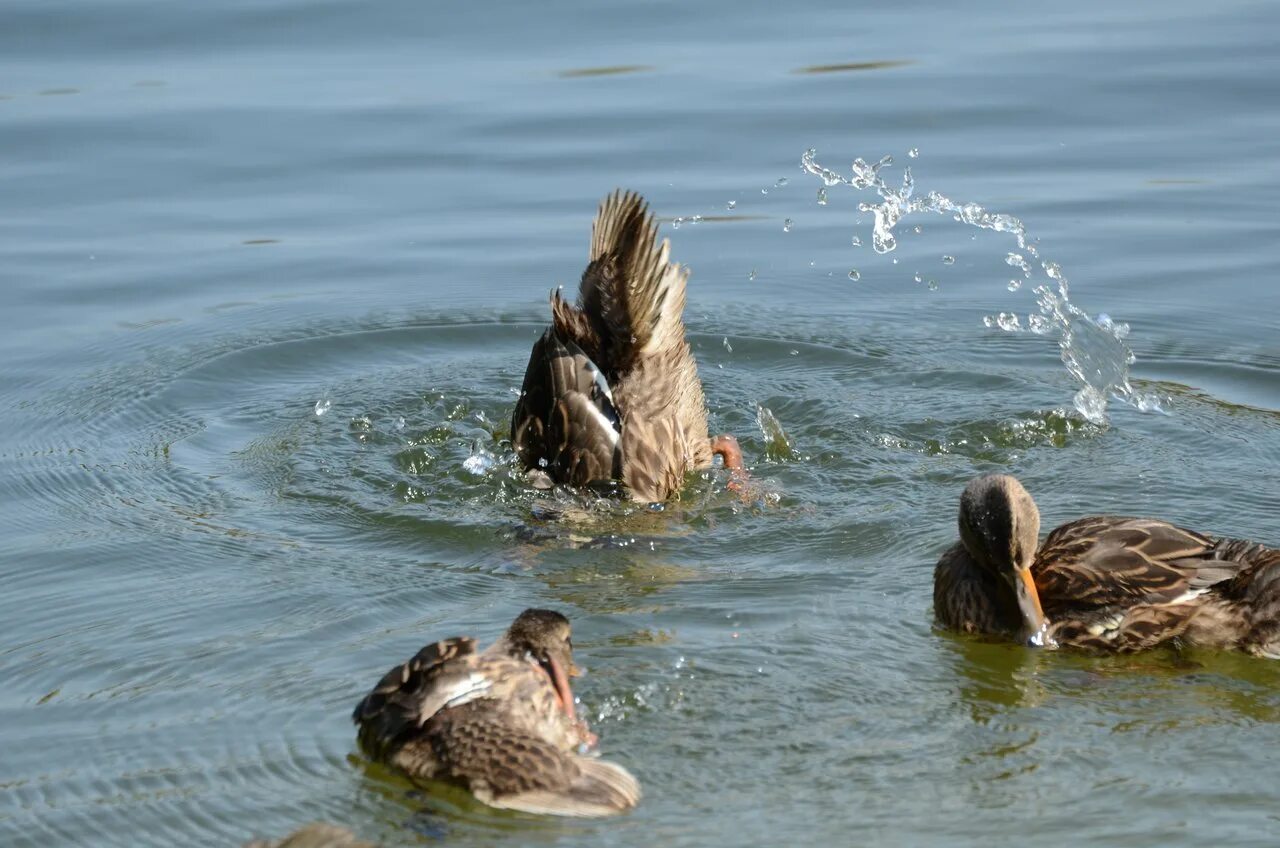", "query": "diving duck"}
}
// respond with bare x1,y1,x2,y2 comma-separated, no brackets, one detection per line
934,473,1280,656
352,609,641,817
511,190,743,501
